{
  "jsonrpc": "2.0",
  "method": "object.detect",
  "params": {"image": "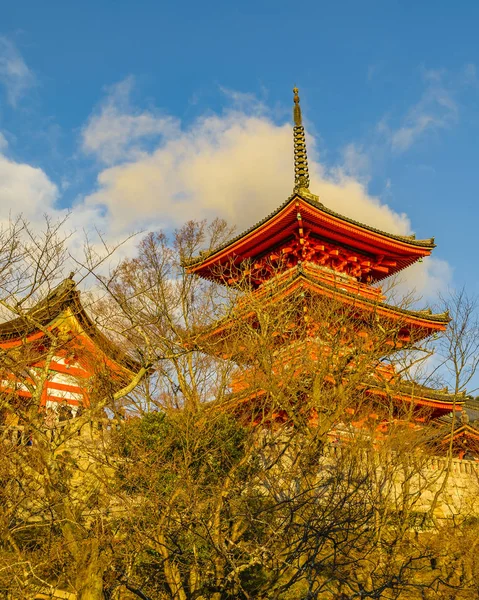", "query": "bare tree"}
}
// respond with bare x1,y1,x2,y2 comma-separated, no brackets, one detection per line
95,226,474,600
1,220,479,599
0,217,149,600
